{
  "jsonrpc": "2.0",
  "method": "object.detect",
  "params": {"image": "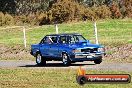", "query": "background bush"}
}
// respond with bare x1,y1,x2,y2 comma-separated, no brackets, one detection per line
0,0,131,26
95,5,111,19
123,0,132,18
0,12,14,26
0,12,5,26
4,13,14,26
47,0,85,23
110,2,122,18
